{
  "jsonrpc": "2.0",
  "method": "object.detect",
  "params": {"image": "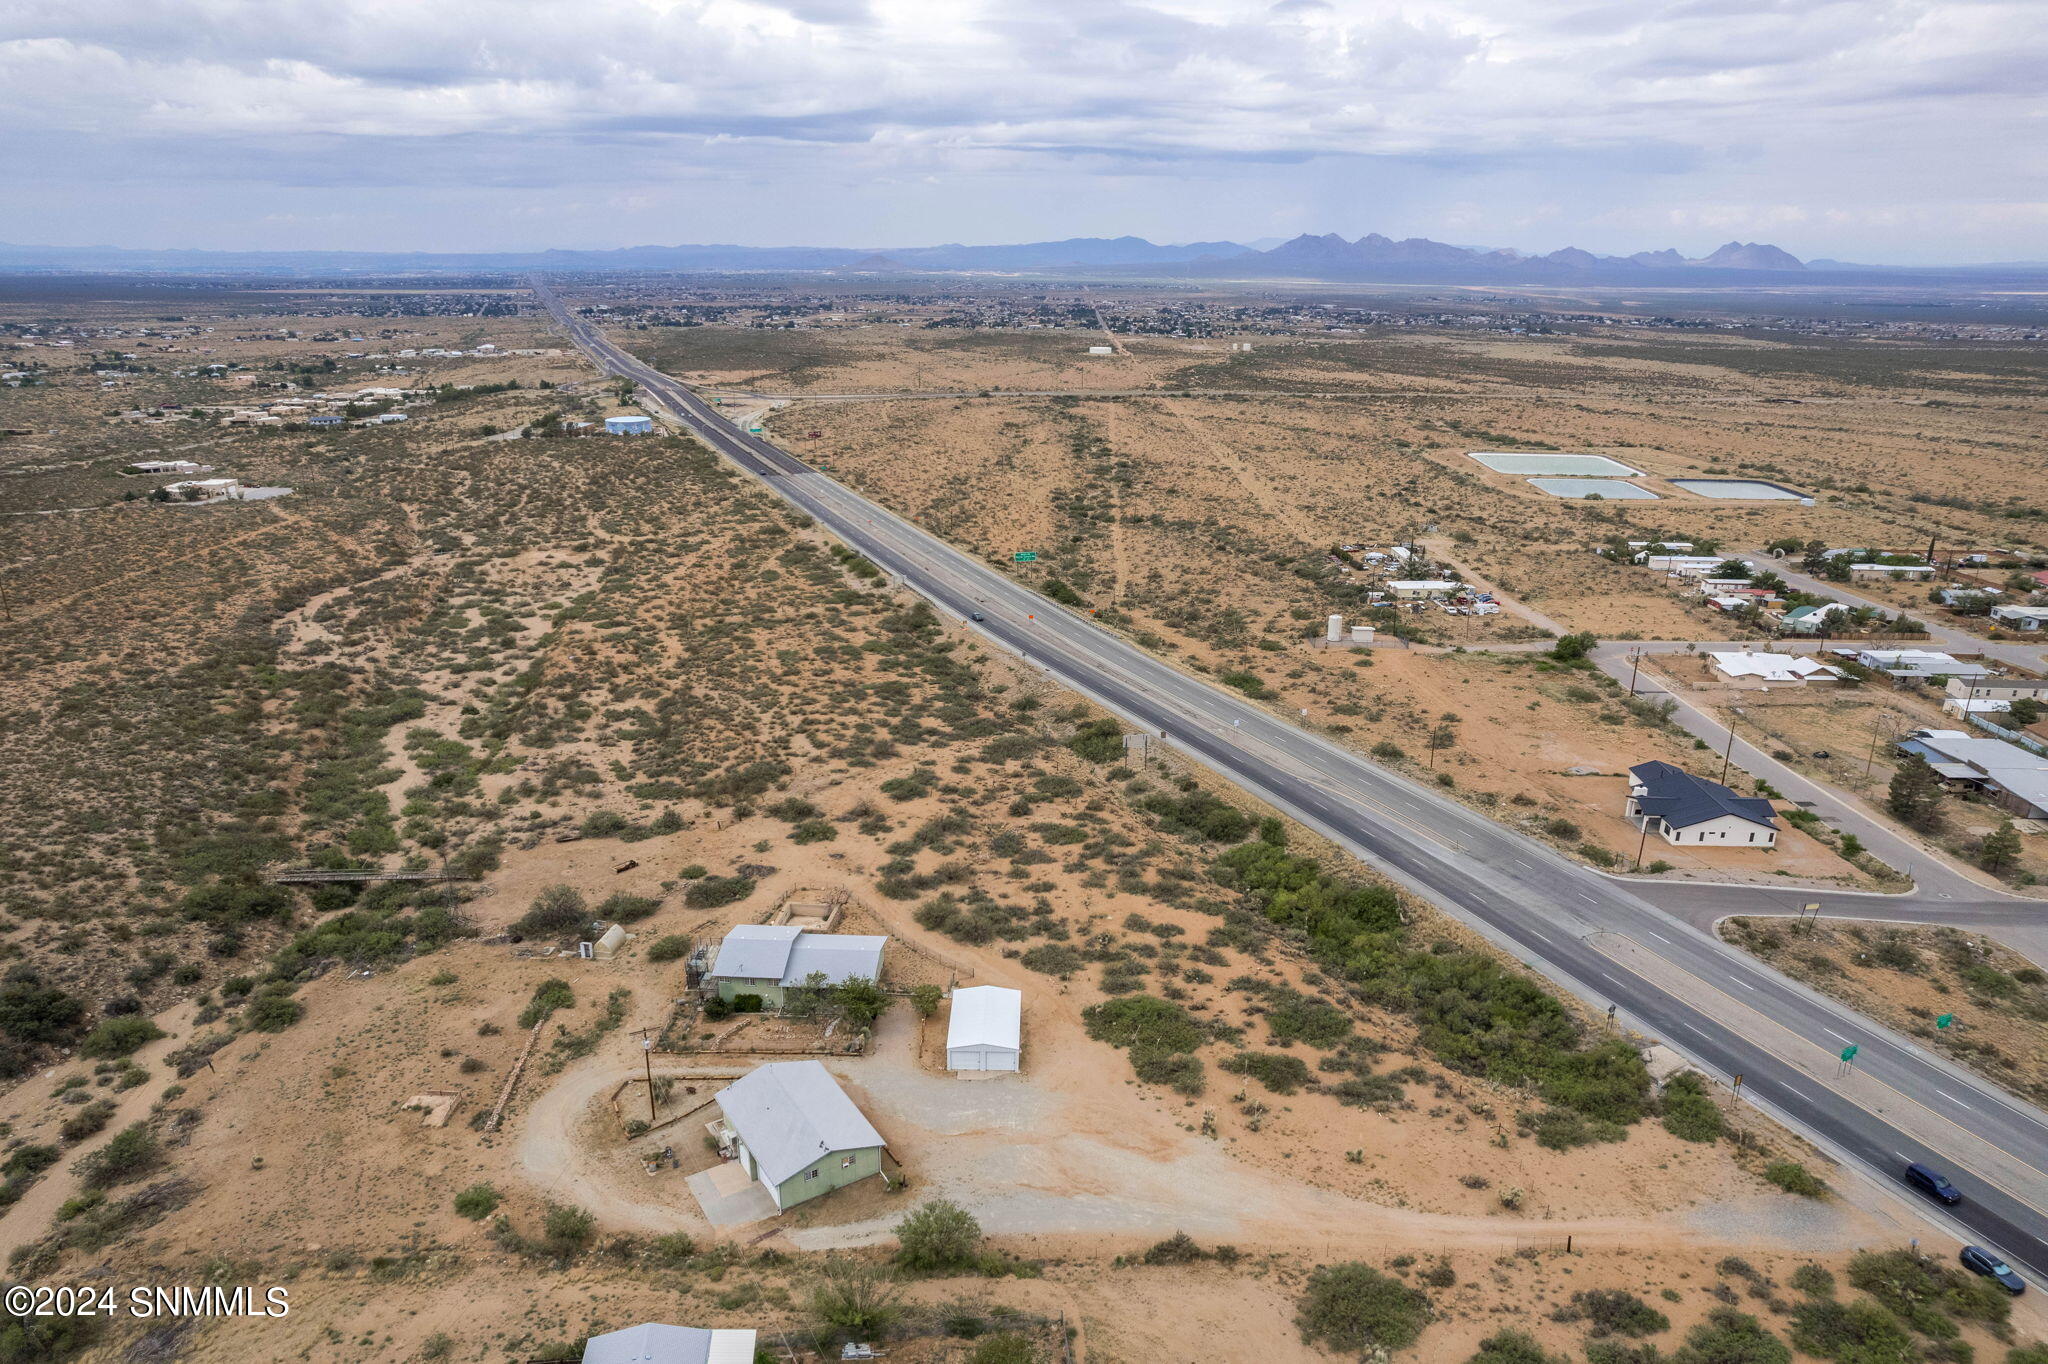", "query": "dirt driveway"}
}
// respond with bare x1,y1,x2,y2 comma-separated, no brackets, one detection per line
513,994,1887,1261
